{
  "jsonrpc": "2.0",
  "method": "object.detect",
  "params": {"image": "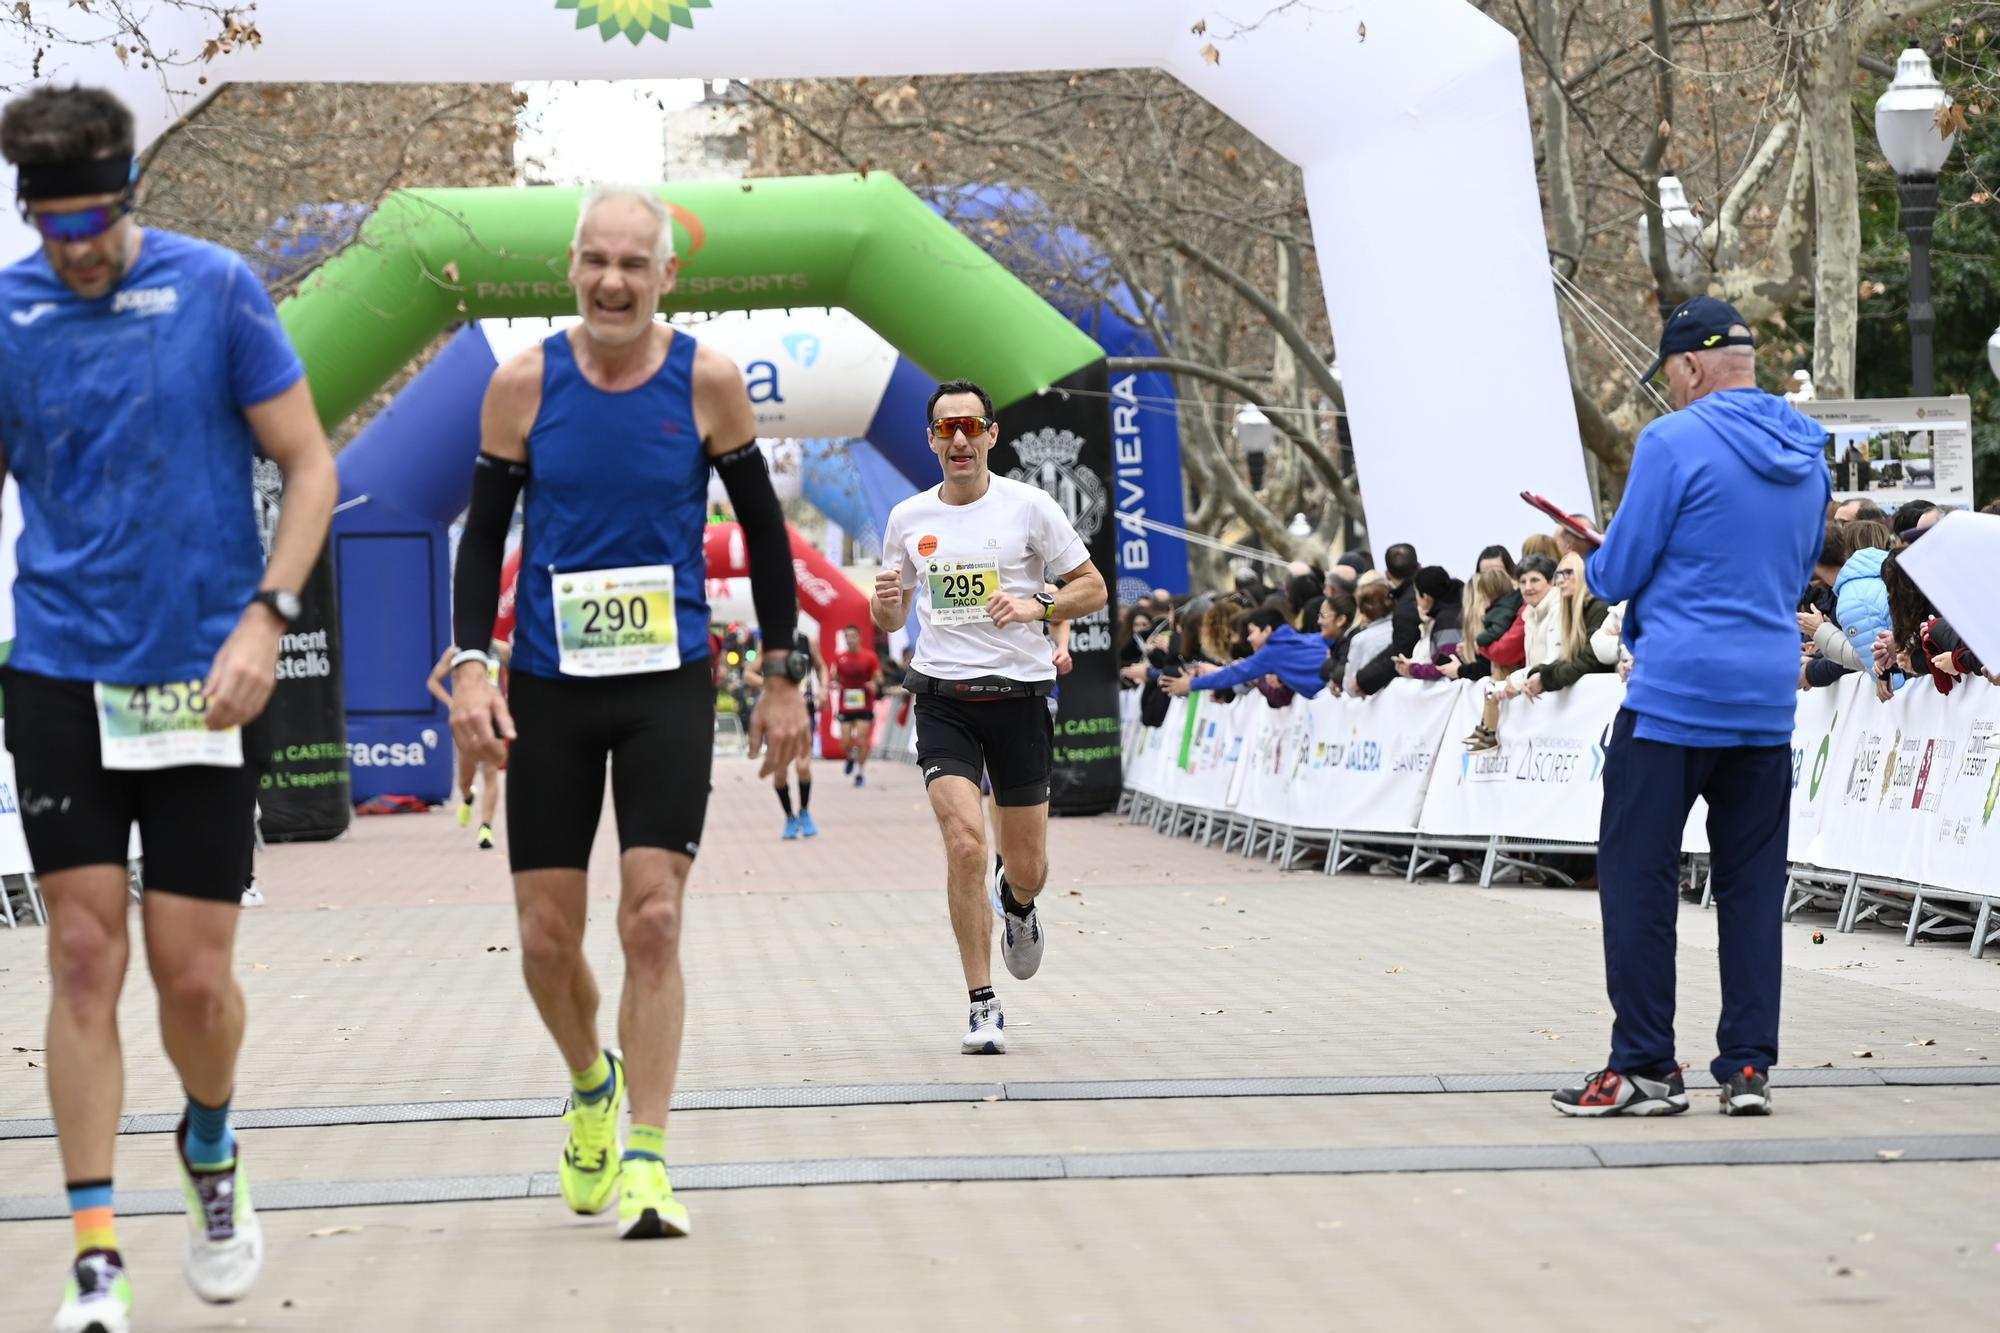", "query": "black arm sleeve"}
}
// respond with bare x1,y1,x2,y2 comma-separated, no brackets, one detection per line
714,441,798,651
452,452,527,654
